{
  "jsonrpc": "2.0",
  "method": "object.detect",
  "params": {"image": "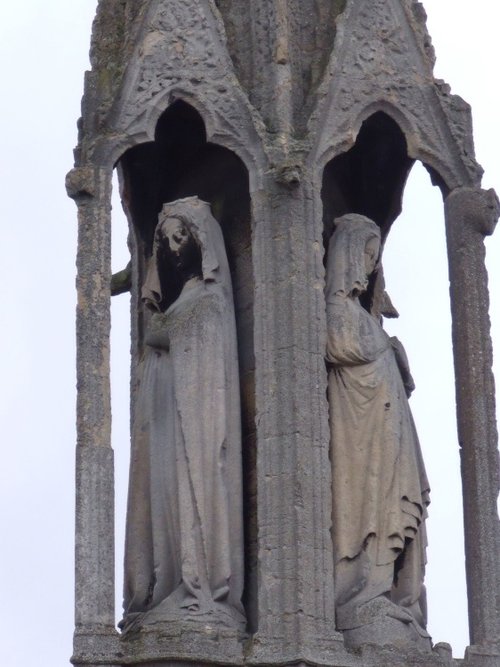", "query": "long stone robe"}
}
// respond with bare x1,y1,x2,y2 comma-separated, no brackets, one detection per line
324,213,430,641
326,292,429,630
123,198,244,630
